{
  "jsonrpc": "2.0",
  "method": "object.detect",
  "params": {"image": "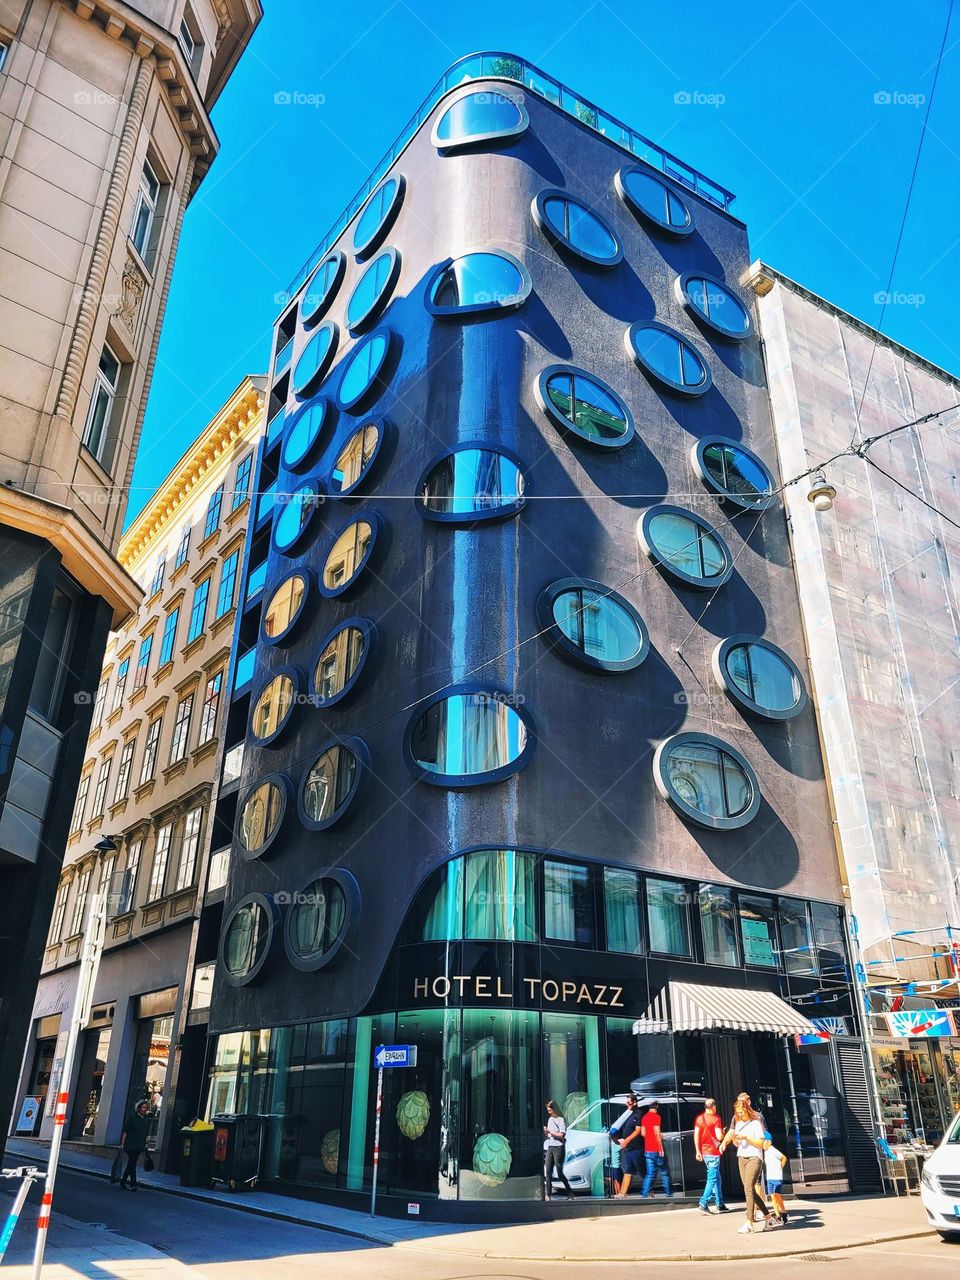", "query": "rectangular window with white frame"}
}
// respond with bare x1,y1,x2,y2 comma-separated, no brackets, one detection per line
134,633,153,690
91,678,108,729
174,525,191,570
140,715,162,785
112,657,129,711
71,771,91,833
176,805,204,890
170,693,193,763
91,756,111,817
71,867,92,935
187,578,210,643
50,879,70,943
215,550,239,619
117,838,142,914
147,824,173,901
198,670,223,744
82,343,121,467
114,737,136,803
151,556,166,596
178,6,202,74
130,157,161,264
232,454,253,511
